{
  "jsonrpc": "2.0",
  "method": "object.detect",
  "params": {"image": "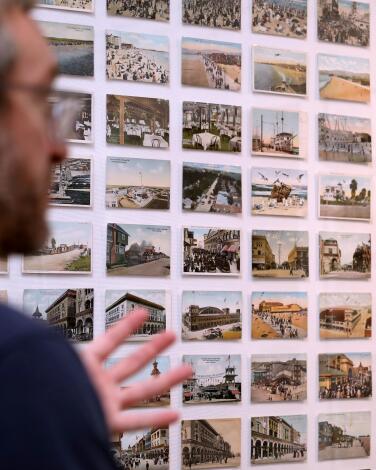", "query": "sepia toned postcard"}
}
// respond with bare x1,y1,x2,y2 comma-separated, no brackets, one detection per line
111,427,170,469
252,167,307,217
182,37,241,92
0,290,7,303
105,289,169,338
107,0,170,22
106,30,169,84
183,355,241,404
319,353,371,400
39,21,94,77
183,162,241,214
252,291,307,340
50,157,91,208
183,101,241,153
0,258,8,274
49,91,92,144
252,108,307,159
23,288,94,342
251,354,307,402
318,411,371,461
23,222,92,274
318,0,369,47
182,418,241,469
319,232,371,279
106,95,169,148
253,0,307,39
318,53,370,103
106,225,170,277
253,46,307,97
319,113,372,164
319,173,371,221
106,157,170,210
182,290,242,341
37,0,93,12
183,0,241,30
252,230,309,278
107,355,171,407
183,227,240,276
320,292,371,339
251,415,307,464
